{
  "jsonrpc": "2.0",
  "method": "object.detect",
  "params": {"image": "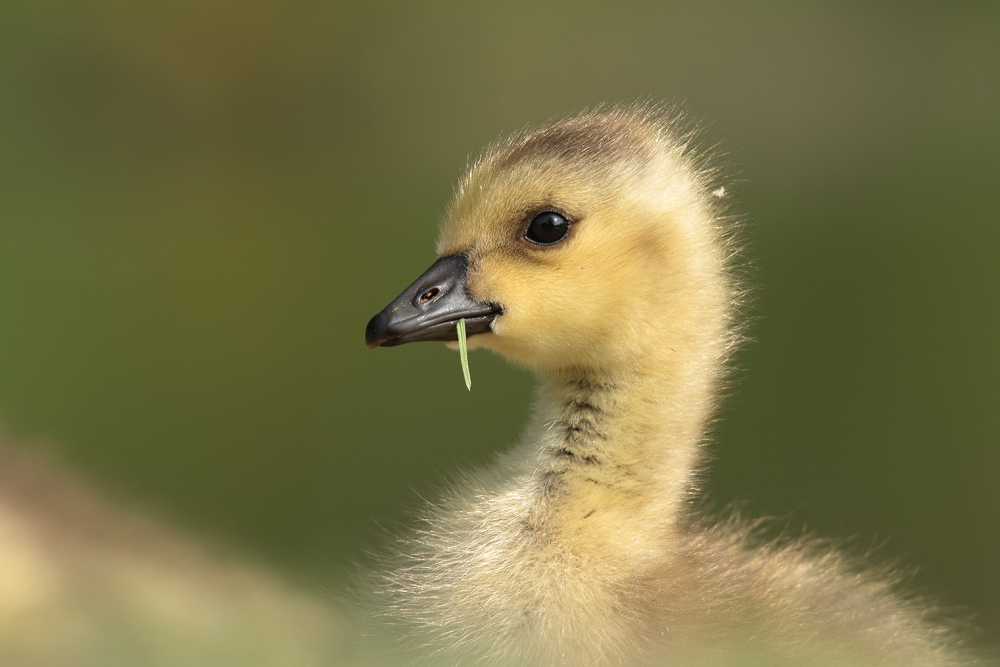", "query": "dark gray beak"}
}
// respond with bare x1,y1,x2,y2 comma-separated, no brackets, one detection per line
365,255,501,348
